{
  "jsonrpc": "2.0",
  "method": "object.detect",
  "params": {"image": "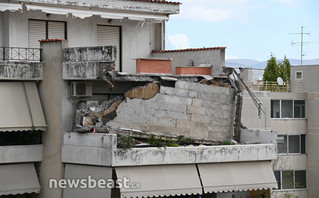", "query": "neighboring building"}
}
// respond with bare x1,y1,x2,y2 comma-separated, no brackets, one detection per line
1,1,280,198
241,65,319,198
